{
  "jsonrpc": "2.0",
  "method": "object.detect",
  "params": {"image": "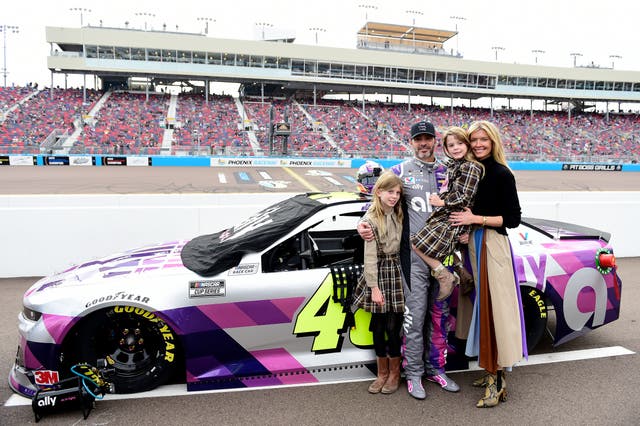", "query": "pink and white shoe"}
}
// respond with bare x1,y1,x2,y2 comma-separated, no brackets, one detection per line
426,373,460,392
